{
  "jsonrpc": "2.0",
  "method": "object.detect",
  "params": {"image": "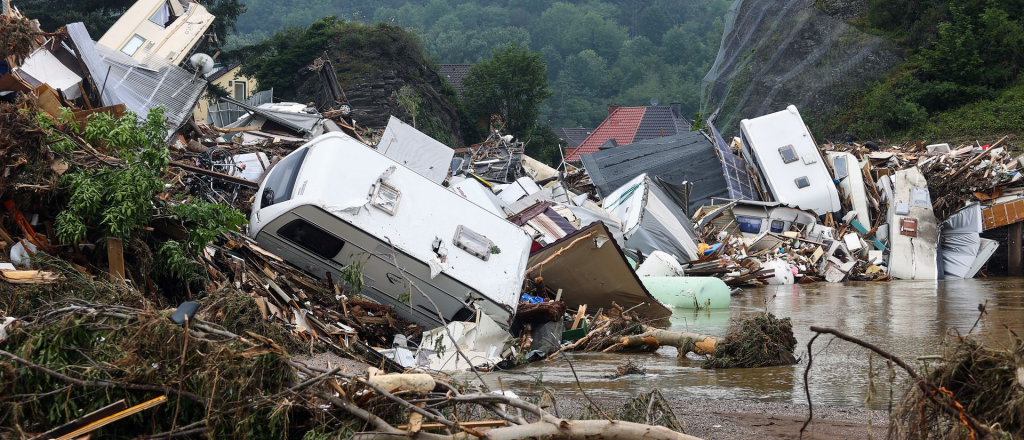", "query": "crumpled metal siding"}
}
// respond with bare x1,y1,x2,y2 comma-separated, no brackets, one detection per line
67,22,206,130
